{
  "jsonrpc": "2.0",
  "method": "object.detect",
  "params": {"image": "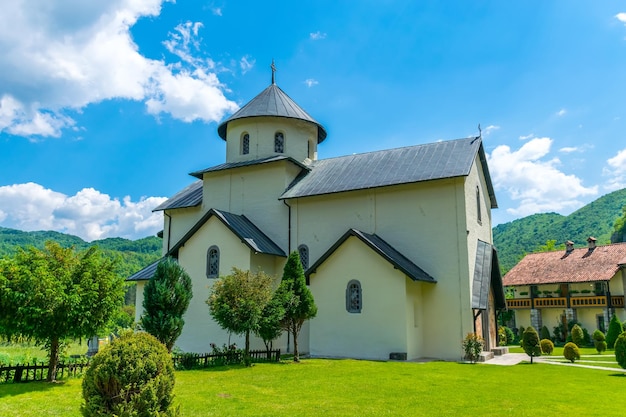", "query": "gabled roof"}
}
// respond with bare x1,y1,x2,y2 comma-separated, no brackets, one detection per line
503,242,626,286
217,83,327,143
167,208,286,258
189,155,308,179
153,180,202,212
472,240,506,310
280,136,497,207
127,259,162,281
306,228,436,283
